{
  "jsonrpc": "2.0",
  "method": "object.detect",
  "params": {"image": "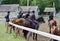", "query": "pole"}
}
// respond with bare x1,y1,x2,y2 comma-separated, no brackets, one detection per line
53,2,56,17
34,0,36,6
27,0,29,10
27,0,29,6
0,0,3,4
